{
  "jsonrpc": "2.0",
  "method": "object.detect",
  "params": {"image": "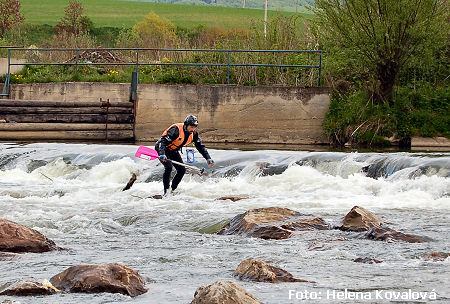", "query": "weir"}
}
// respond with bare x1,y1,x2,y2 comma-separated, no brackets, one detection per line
2,82,330,145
